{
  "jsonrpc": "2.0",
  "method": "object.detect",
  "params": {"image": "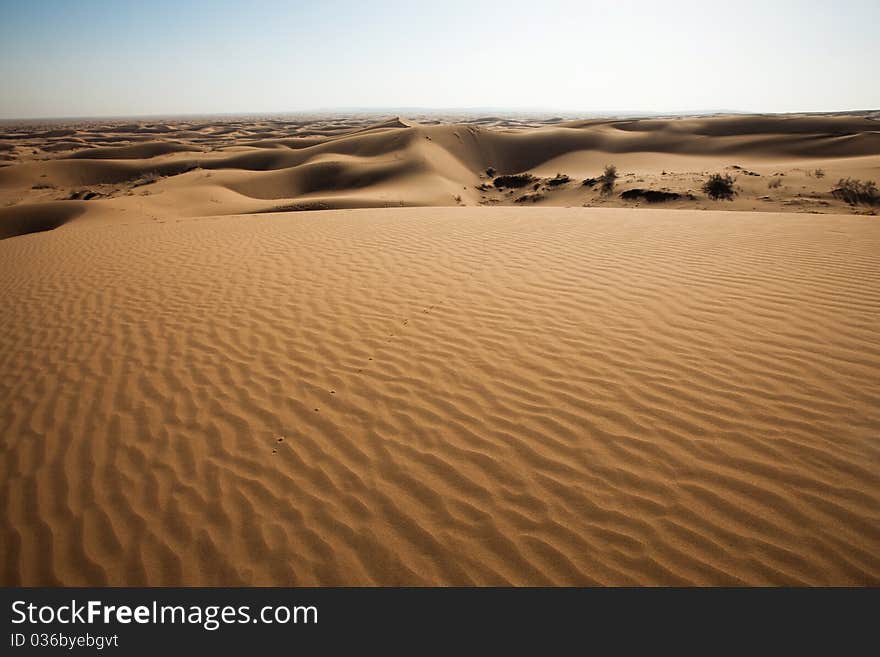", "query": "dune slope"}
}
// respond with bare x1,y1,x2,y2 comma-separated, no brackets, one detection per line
1,206,878,585
1,113,879,236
